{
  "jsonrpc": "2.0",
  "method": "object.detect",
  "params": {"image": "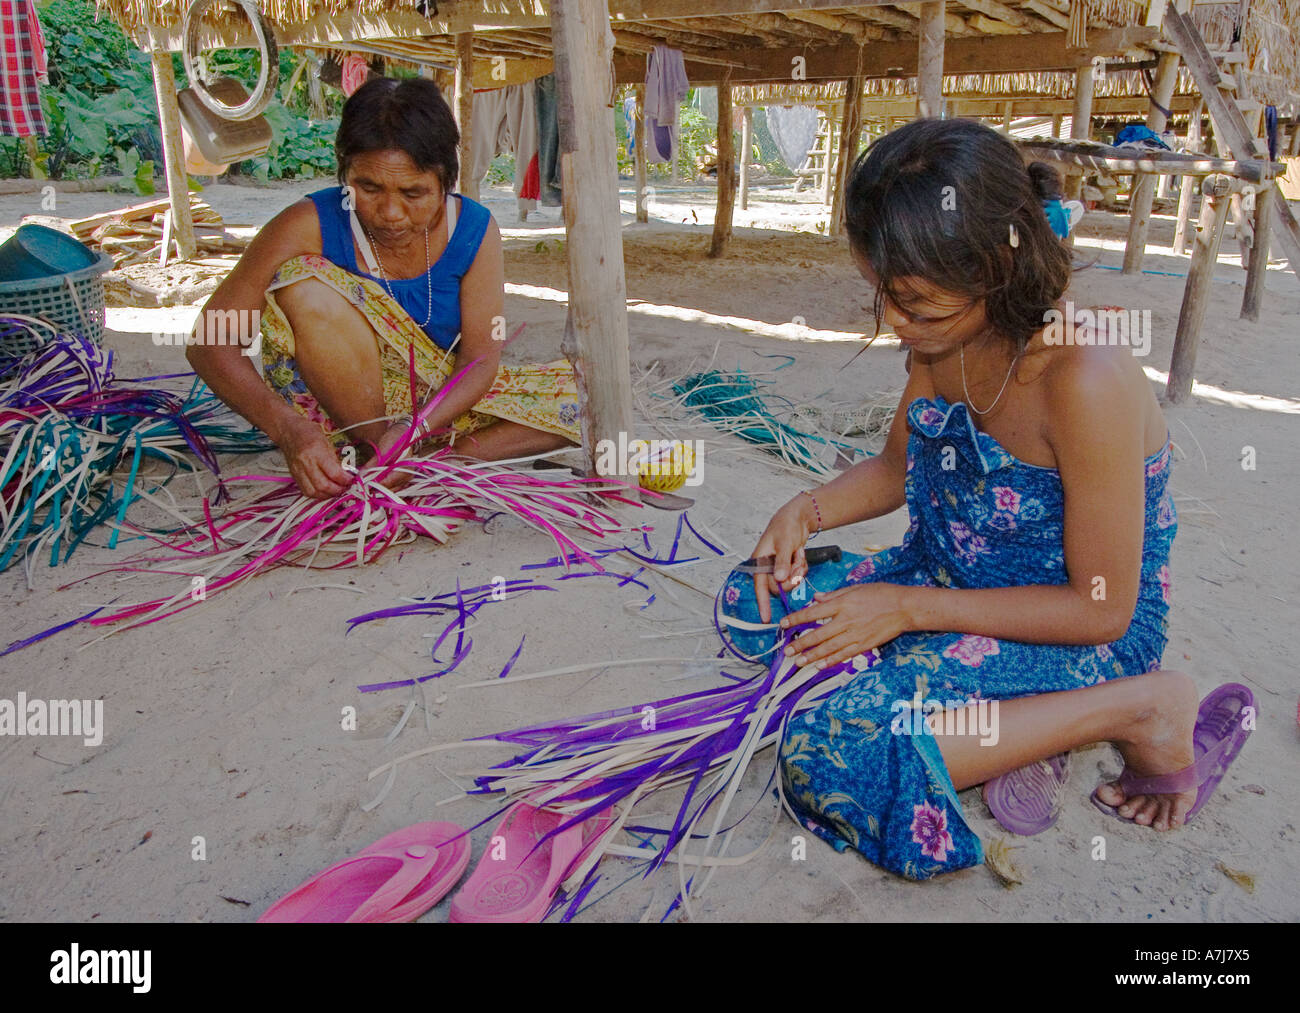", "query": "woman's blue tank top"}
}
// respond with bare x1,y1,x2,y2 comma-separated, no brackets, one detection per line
307,186,491,351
